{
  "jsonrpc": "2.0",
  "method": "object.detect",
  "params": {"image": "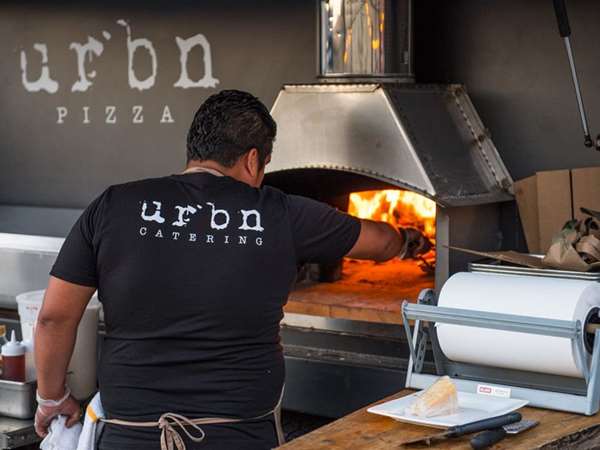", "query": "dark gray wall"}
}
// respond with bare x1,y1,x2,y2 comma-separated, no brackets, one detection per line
415,0,600,180
0,0,599,209
0,0,315,208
